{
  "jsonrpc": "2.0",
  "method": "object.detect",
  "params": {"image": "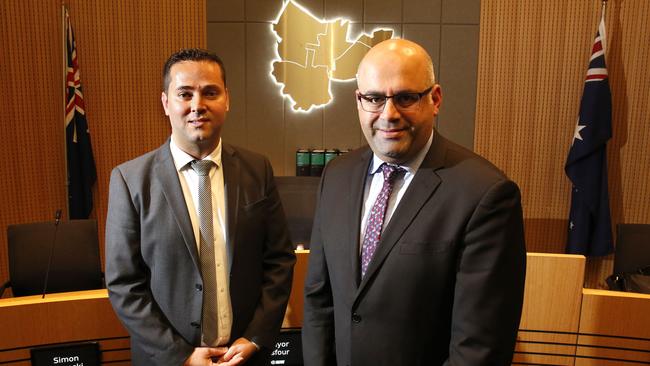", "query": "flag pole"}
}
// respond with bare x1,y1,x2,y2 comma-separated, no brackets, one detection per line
600,0,607,58
62,4,70,218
